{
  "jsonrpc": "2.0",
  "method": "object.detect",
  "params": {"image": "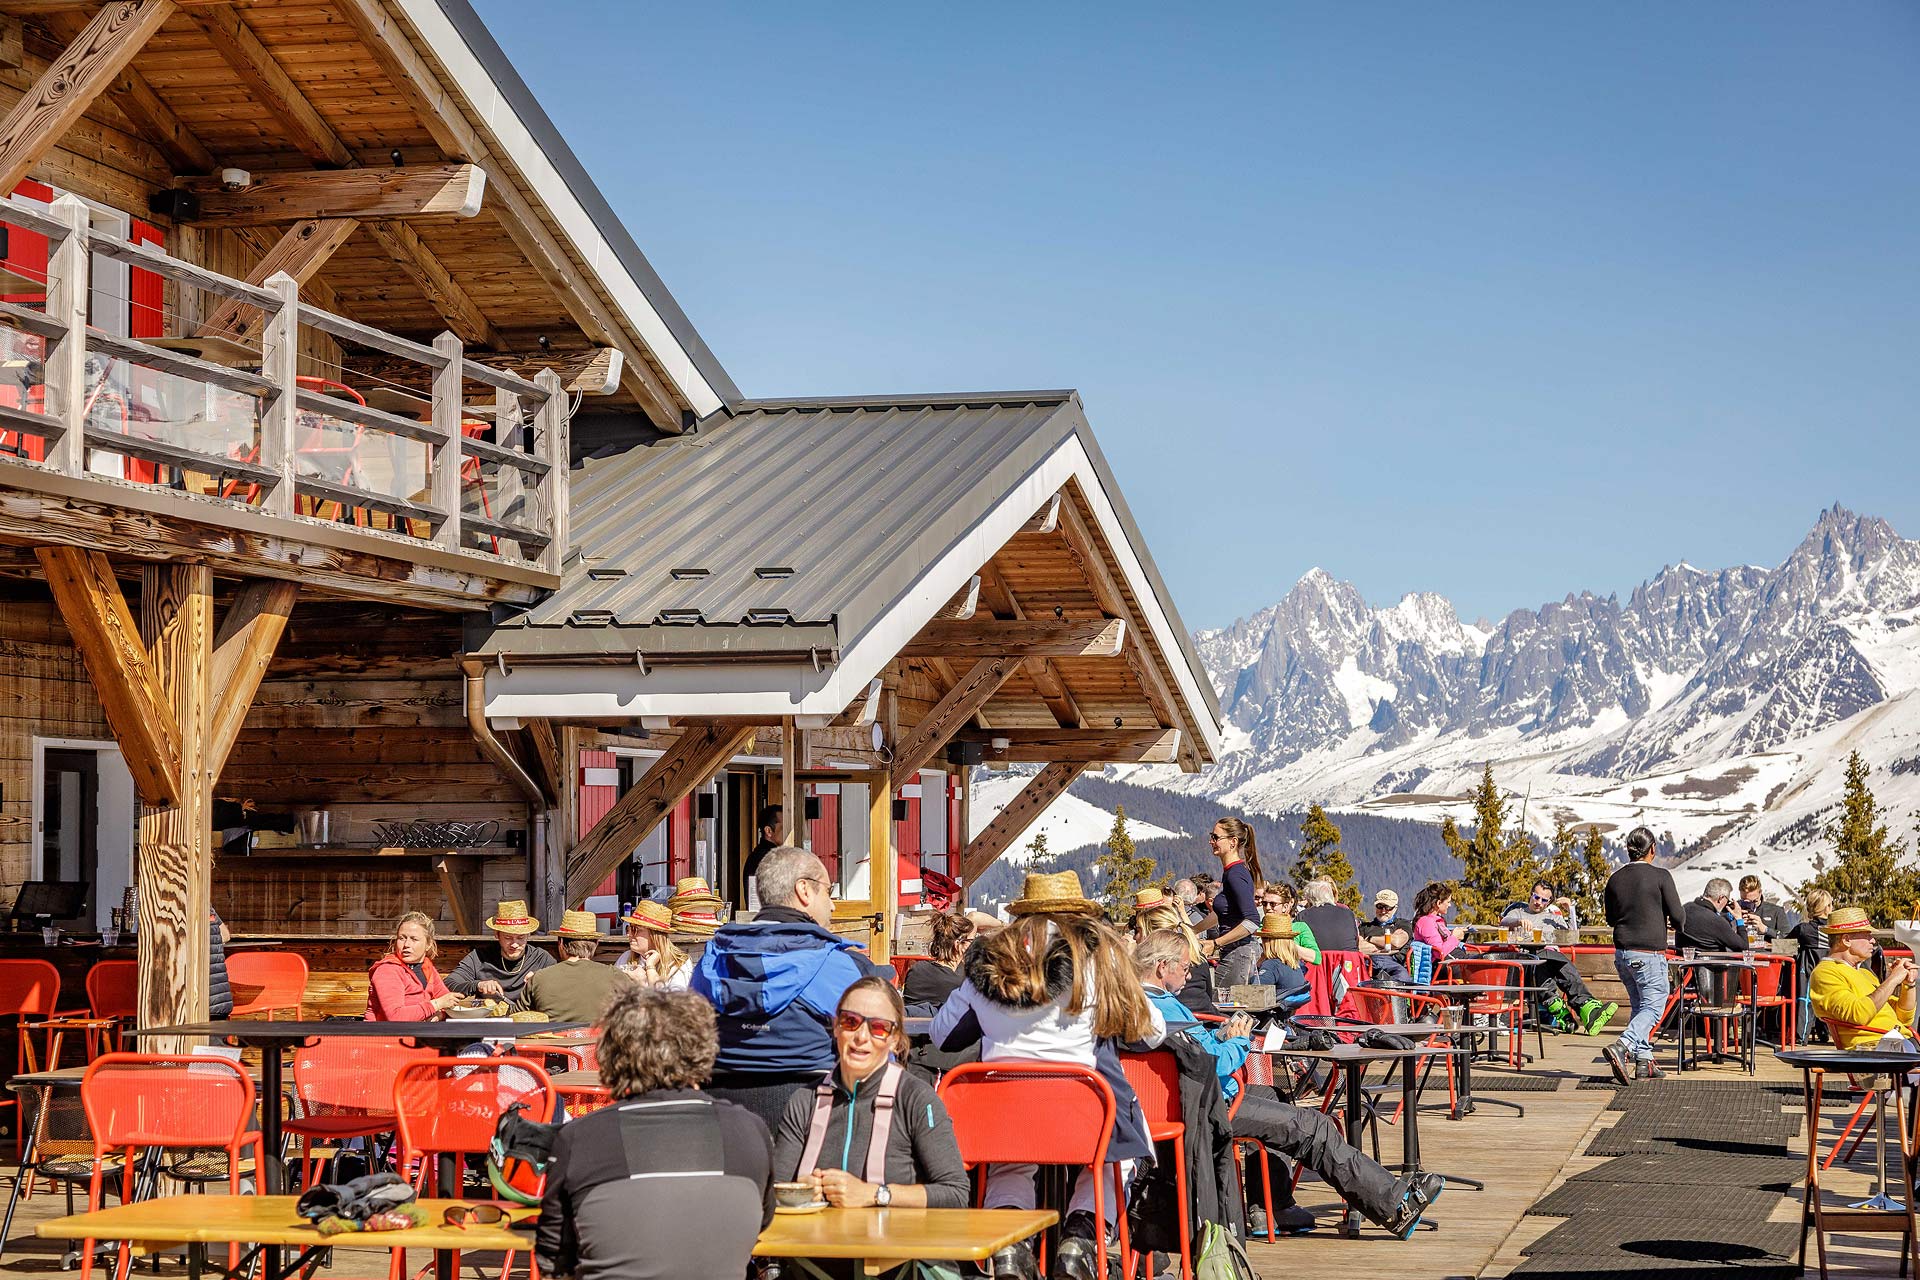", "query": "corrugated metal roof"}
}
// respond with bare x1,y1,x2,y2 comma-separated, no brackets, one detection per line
479,393,1084,657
